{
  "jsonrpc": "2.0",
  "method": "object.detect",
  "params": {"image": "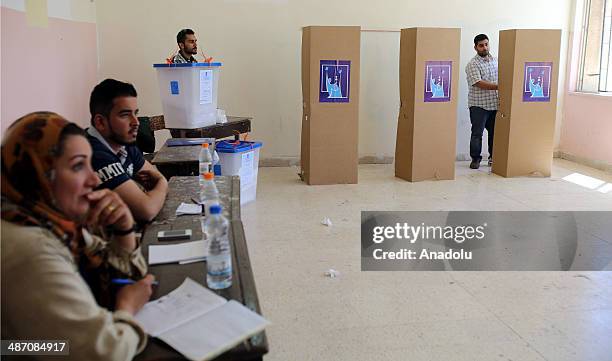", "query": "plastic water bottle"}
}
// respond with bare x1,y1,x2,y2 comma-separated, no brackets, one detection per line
204,205,232,289
199,143,213,176
199,172,220,215
212,149,220,175
199,172,206,188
